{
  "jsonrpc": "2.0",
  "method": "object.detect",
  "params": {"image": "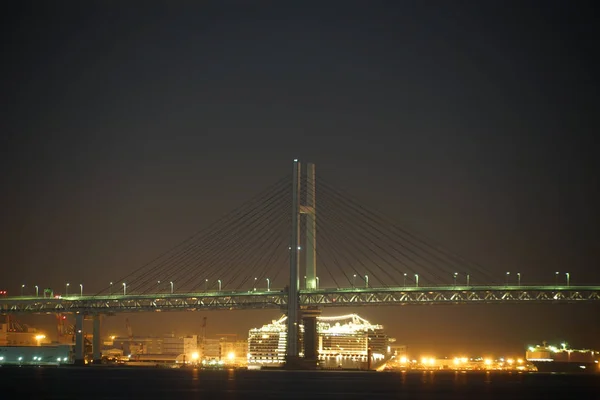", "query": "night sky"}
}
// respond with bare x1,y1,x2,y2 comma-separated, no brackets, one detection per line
1,1,598,356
